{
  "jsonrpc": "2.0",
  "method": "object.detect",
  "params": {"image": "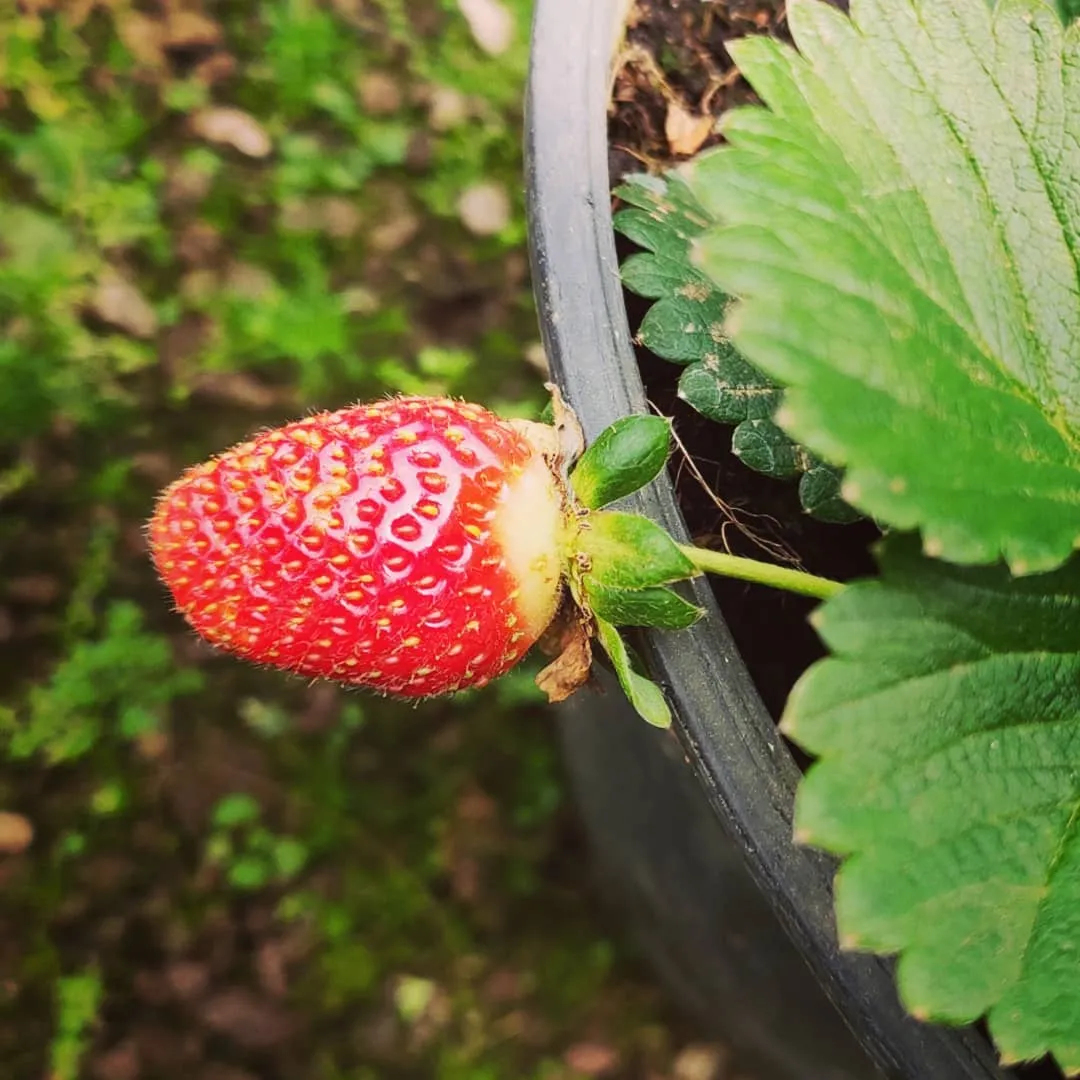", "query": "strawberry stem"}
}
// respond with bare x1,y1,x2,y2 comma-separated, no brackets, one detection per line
679,545,843,601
